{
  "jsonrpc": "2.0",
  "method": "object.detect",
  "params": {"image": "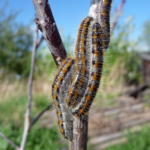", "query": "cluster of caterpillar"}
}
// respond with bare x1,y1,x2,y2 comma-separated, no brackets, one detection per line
52,17,104,140
52,0,111,140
